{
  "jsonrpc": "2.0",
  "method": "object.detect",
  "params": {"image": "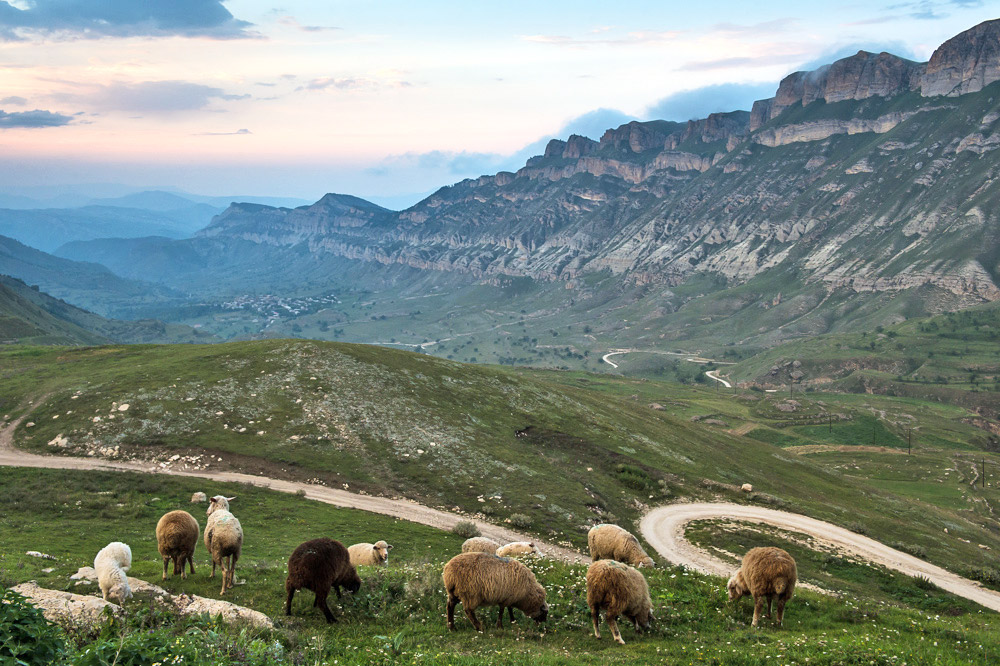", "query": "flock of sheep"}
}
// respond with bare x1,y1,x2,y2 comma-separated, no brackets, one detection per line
90,498,798,645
